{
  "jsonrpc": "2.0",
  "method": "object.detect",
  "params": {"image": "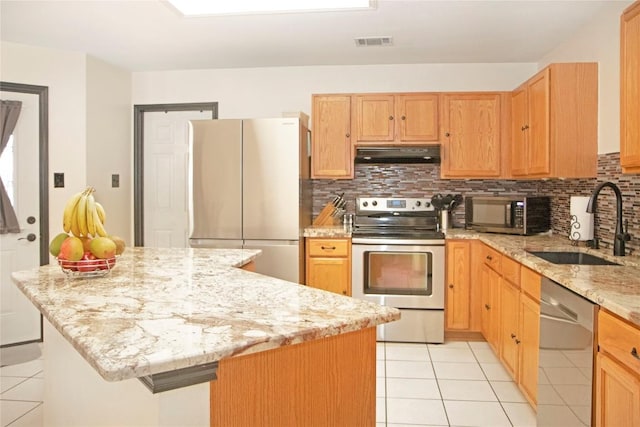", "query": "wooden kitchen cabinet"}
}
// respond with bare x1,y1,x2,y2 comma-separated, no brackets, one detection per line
511,62,598,178
305,238,351,296
499,257,521,381
518,267,541,407
445,240,471,330
595,308,640,426
621,2,640,173
476,243,540,407
480,244,502,354
311,95,353,179
440,92,506,178
353,93,439,144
